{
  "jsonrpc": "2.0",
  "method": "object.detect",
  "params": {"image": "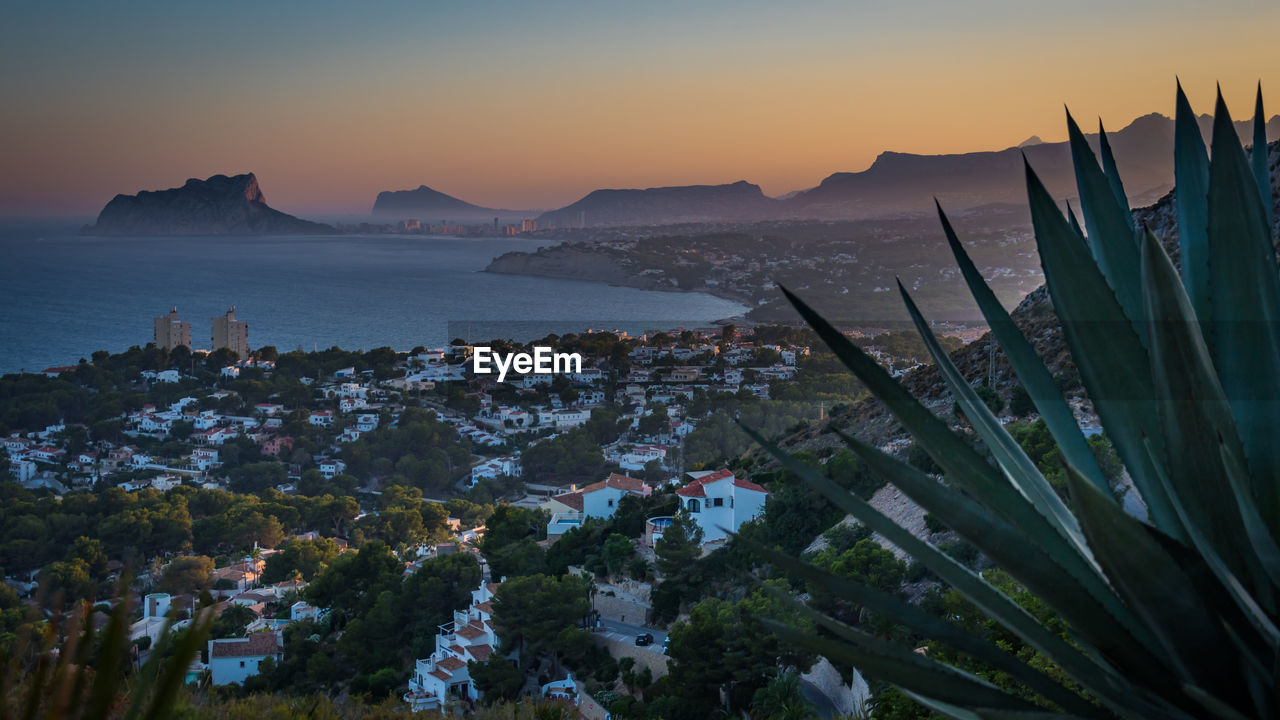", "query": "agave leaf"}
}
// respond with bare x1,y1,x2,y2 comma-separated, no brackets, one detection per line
1182,684,1257,720
937,204,1107,491
1141,436,1280,659
1137,228,1271,603
834,429,1172,688
1064,462,1248,704
1174,80,1212,324
1252,83,1273,229
1066,111,1144,342
137,607,213,720
748,539,1104,716
1218,438,1280,597
1066,200,1086,240
88,582,133,720
902,692,1096,720
897,277,1095,557
777,284,1096,570
738,422,1164,716
763,618,1043,713
1098,120,1134,233
1024,158,1182,539
1206,89,1280,532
